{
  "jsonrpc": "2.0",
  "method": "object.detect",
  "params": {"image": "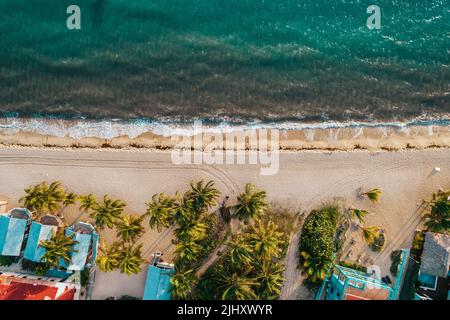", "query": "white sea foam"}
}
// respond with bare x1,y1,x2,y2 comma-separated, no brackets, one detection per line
0,116,448,140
